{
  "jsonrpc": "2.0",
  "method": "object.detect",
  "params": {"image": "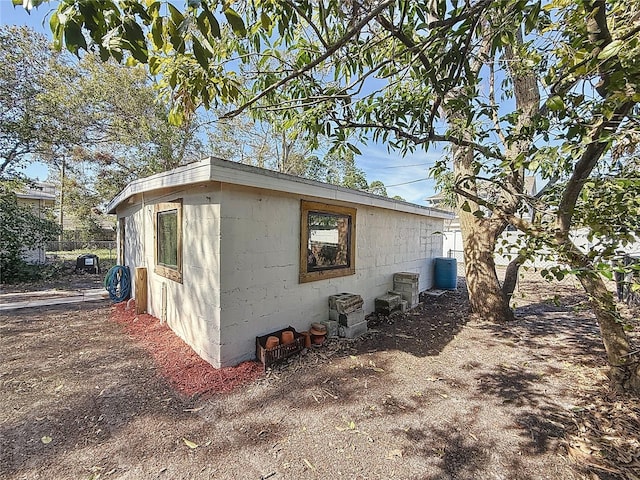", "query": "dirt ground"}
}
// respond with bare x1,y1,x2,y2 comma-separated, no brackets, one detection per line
1,271,639,480
0,261,106,296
